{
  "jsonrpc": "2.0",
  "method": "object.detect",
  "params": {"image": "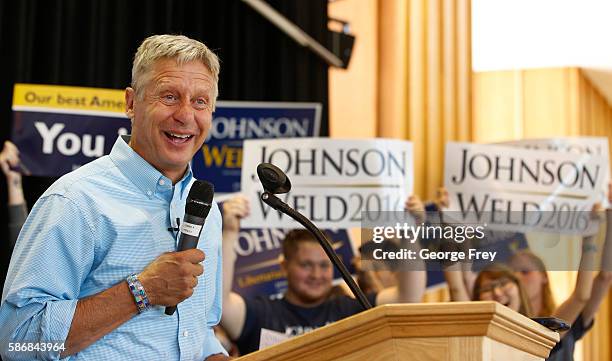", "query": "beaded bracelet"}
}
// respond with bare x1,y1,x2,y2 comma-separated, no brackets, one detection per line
126,274,151,313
